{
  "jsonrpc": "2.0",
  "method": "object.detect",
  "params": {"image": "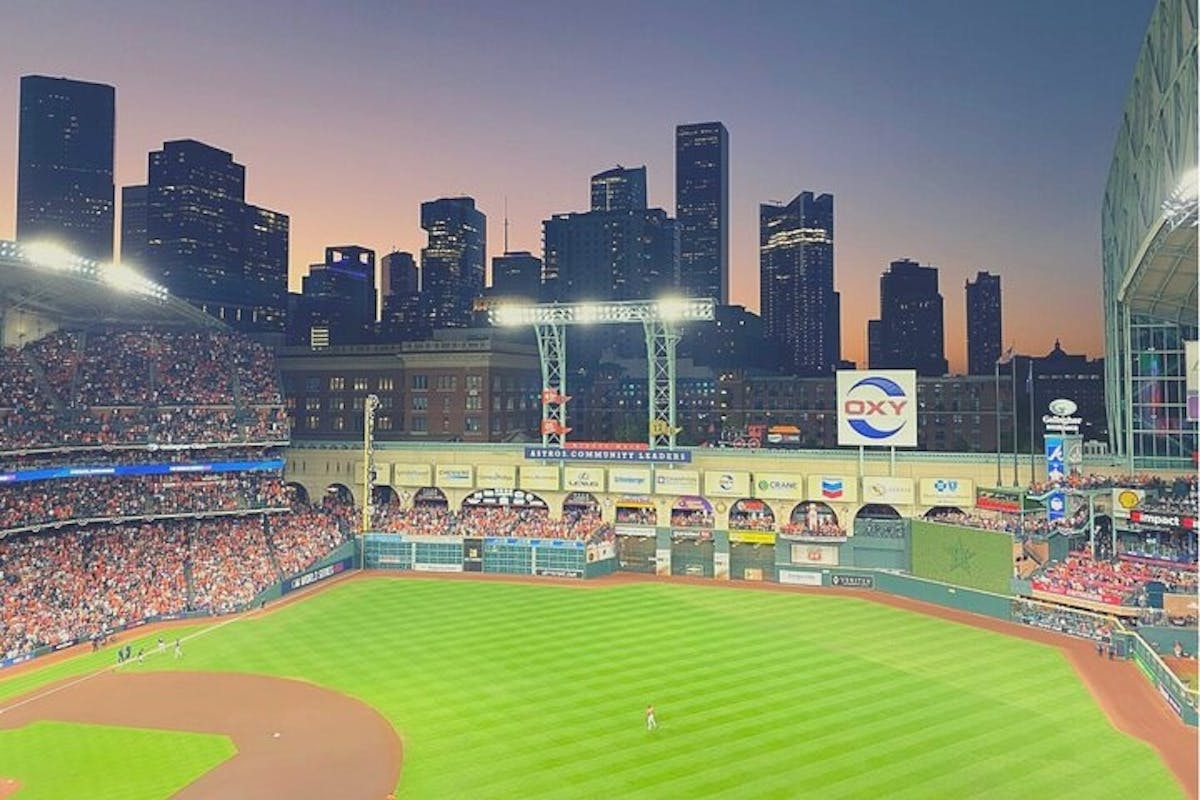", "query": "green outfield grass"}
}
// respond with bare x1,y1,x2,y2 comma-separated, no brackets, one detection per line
0,579,1186,799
